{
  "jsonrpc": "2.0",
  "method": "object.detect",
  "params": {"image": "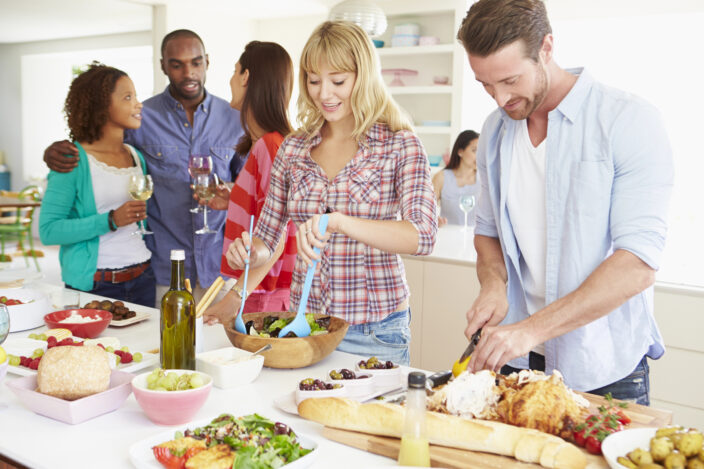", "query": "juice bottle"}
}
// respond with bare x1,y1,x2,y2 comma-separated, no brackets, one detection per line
160,249,195,370
398,371,431,466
